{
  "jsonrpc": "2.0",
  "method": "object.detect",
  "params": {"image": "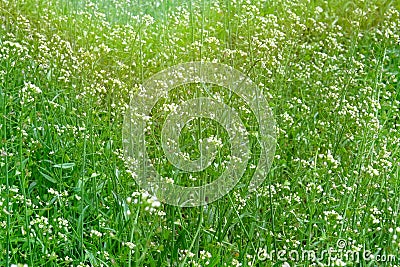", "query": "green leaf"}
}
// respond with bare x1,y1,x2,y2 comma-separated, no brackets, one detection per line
39,171,58,183
53,162,75,169
47,69,52,81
